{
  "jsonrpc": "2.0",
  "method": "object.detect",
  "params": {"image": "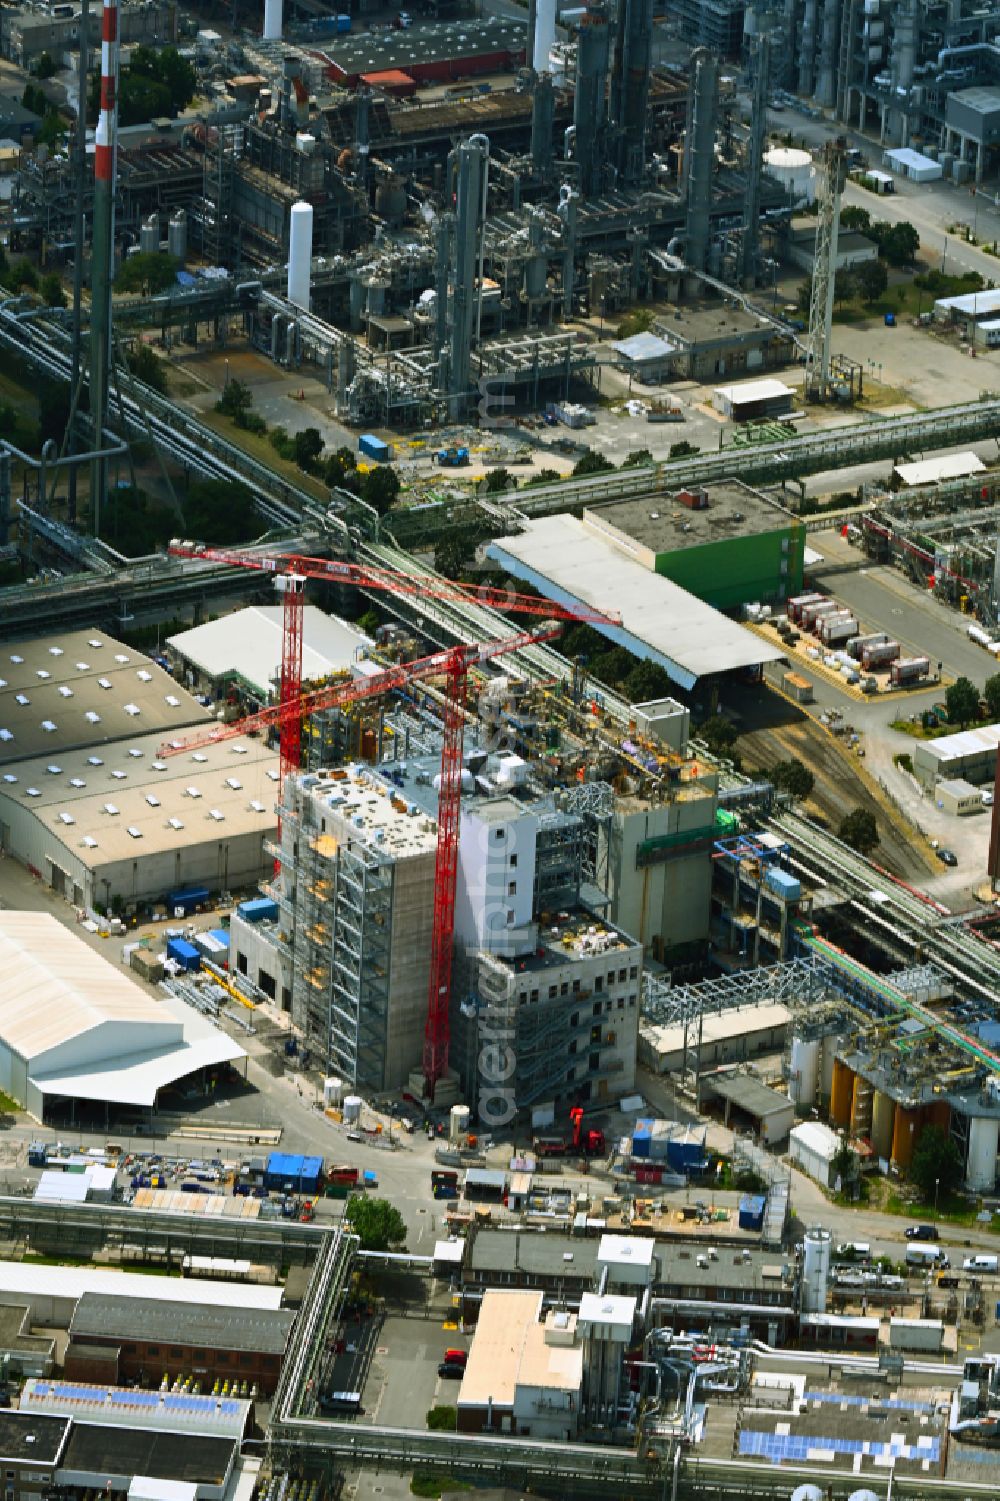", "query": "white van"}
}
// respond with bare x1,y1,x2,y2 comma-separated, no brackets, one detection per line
963,1255,999,1274
836,1242,872,1260
906,1244,949,1268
